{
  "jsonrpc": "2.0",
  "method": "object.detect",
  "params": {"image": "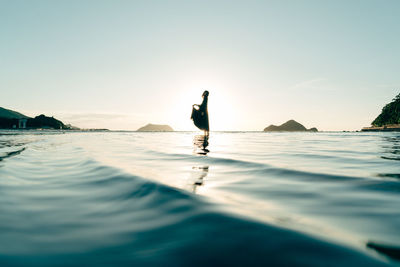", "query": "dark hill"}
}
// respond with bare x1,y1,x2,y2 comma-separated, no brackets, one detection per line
264,120,318,132
0,107,68,129
372,93,400,126
137,123,174,132
0,107,30,119
27,114,66,129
